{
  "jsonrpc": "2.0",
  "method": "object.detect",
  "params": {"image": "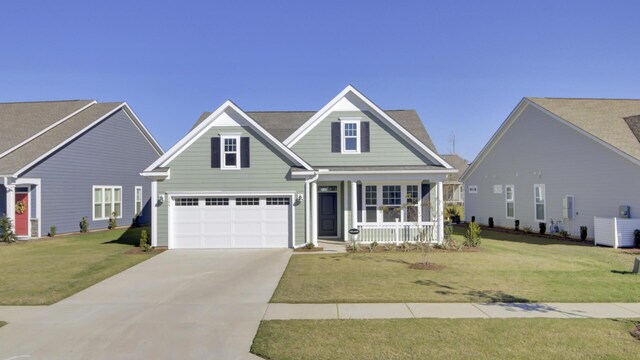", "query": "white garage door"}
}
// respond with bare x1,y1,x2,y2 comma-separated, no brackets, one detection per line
170,196,291,249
